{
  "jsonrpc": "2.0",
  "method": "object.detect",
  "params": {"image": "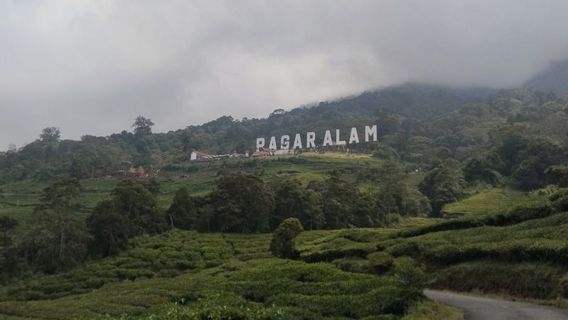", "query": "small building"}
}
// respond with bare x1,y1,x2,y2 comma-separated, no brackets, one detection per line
190,151,214,161
230,152,249,159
